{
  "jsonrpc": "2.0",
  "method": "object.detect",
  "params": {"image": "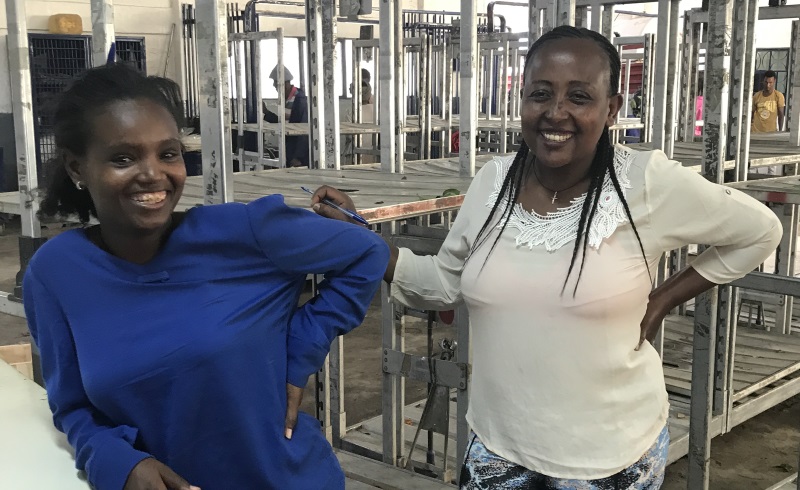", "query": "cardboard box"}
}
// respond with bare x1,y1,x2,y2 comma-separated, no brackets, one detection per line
48,14,83,35
0,343,33,380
